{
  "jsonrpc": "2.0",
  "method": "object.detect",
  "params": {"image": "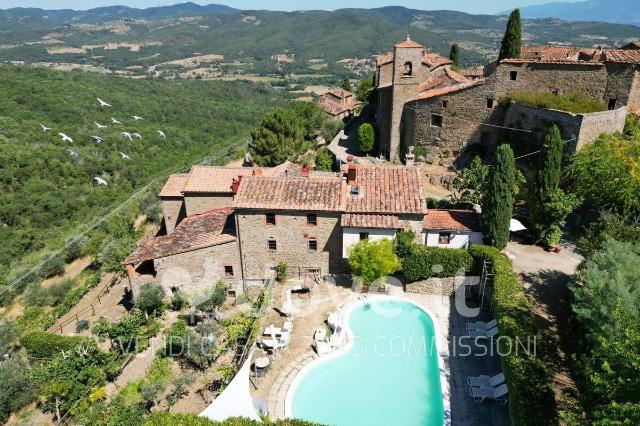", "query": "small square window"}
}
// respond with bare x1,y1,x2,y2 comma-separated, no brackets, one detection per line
359,232,369,241
442,100,448,108
350,186,360,196
608,98,617,110
486,99,495,109
431,114,443,127
268,240,277,251
265,213,276,225
307,213,317,225
509,71,518,81
438,233,452,244
308,239,318,251
224,265,234,277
